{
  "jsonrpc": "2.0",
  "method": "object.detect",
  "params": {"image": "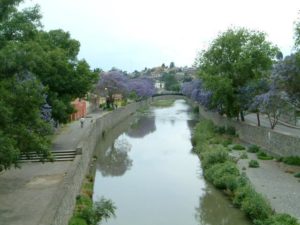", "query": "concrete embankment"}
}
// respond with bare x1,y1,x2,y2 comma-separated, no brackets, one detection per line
198,104,300,157
42,100,151,225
